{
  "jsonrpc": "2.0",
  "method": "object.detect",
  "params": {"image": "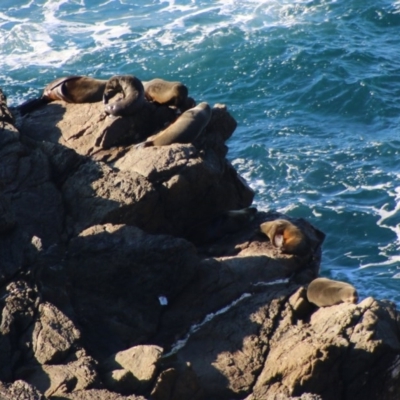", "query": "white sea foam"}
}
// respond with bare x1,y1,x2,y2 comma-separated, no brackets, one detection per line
1,0,324,73
0,0,136,70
